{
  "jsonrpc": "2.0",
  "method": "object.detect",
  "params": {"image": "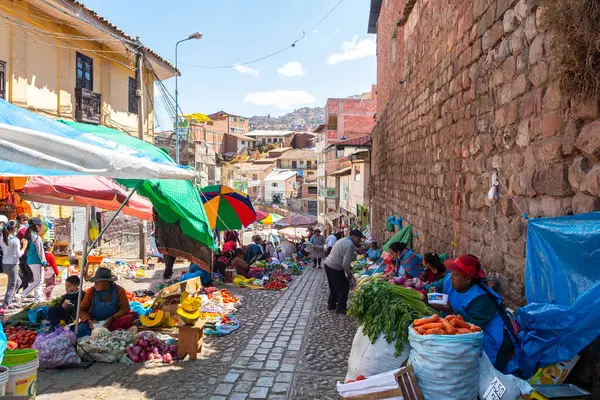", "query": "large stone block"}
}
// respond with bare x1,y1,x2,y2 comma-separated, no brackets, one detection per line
575,120,600,159
583,165,600,196
532,163,572,197
503,9,518,34
568,156,591,192
529,61,548,87
528,34,545,64
572,191,600,214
